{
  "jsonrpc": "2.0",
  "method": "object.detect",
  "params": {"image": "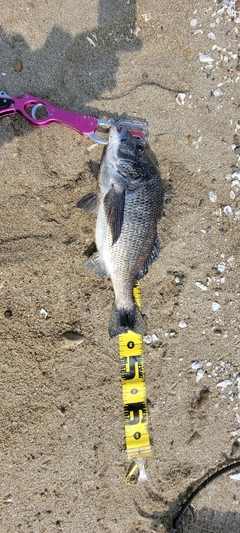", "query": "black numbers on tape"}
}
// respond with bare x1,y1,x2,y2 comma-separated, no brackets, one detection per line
124,402,147,425
133,431,141,440
121,356,143,380
127,341,135,349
